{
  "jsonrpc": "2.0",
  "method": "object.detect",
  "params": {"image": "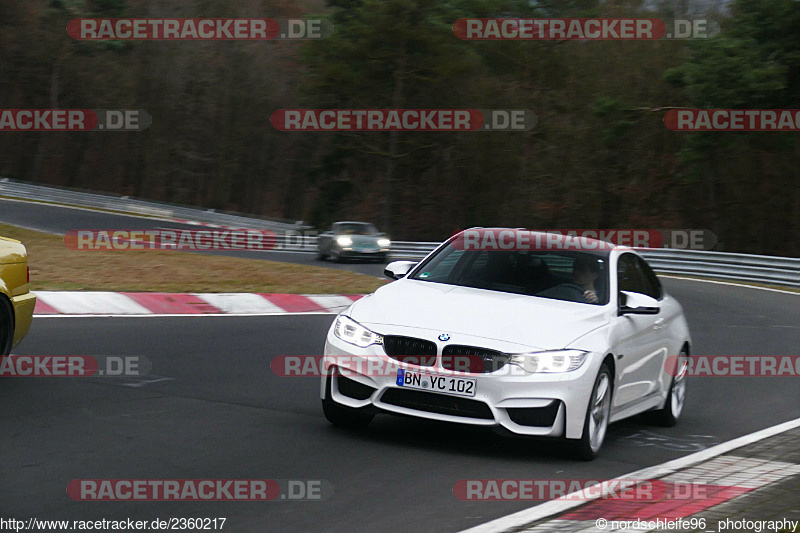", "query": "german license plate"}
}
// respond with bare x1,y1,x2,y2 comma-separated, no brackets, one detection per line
396,369,476,398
